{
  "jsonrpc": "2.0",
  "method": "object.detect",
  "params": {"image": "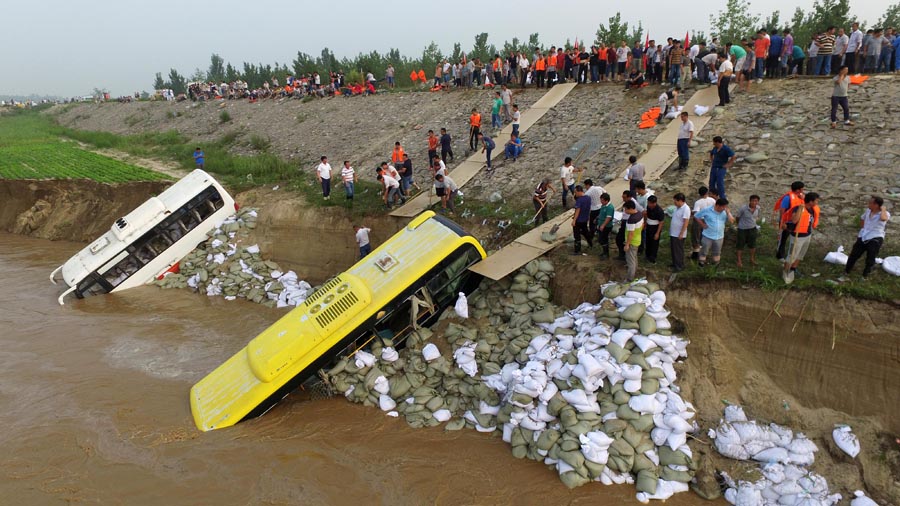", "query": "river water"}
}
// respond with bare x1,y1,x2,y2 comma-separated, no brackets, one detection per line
0,233,704,505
